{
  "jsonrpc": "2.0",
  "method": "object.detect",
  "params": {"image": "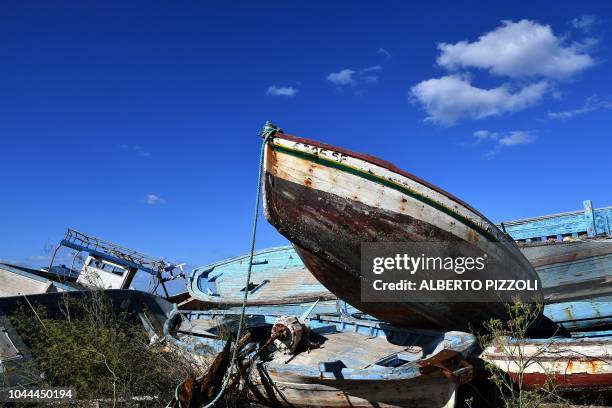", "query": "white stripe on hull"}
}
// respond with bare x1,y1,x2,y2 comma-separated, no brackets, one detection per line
265,137,533,270
483,338,612,376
